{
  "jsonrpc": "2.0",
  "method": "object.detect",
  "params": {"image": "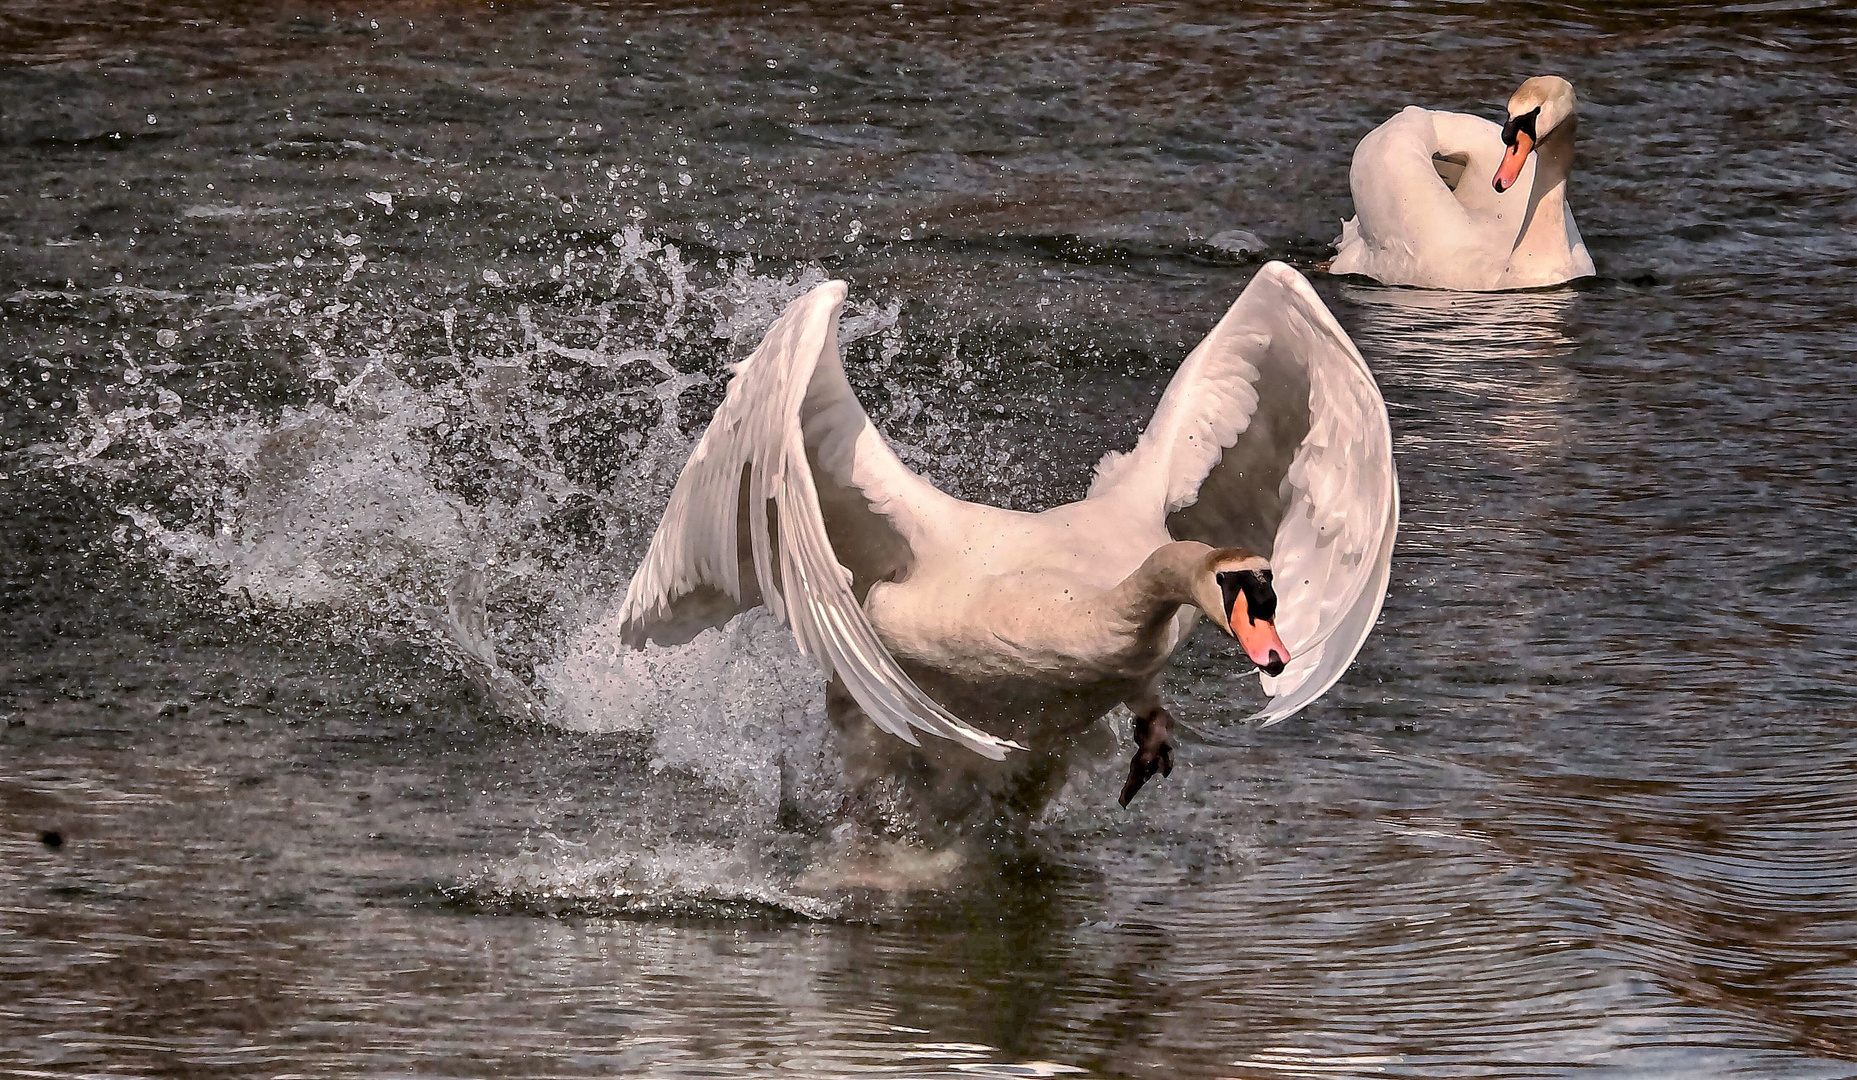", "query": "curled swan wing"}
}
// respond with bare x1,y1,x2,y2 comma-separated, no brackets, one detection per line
617,281,1021,760
1090,262,1400,724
